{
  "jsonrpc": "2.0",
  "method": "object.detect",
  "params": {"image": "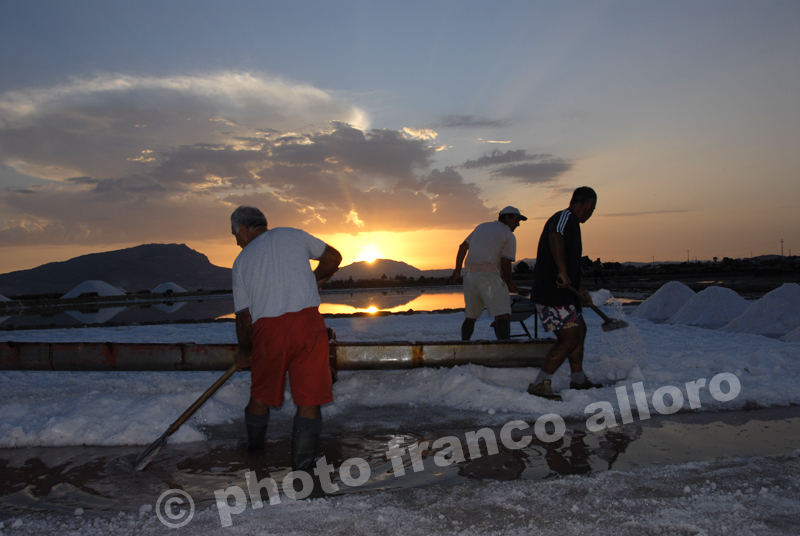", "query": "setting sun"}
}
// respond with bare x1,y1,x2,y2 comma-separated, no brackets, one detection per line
359,245,382,264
